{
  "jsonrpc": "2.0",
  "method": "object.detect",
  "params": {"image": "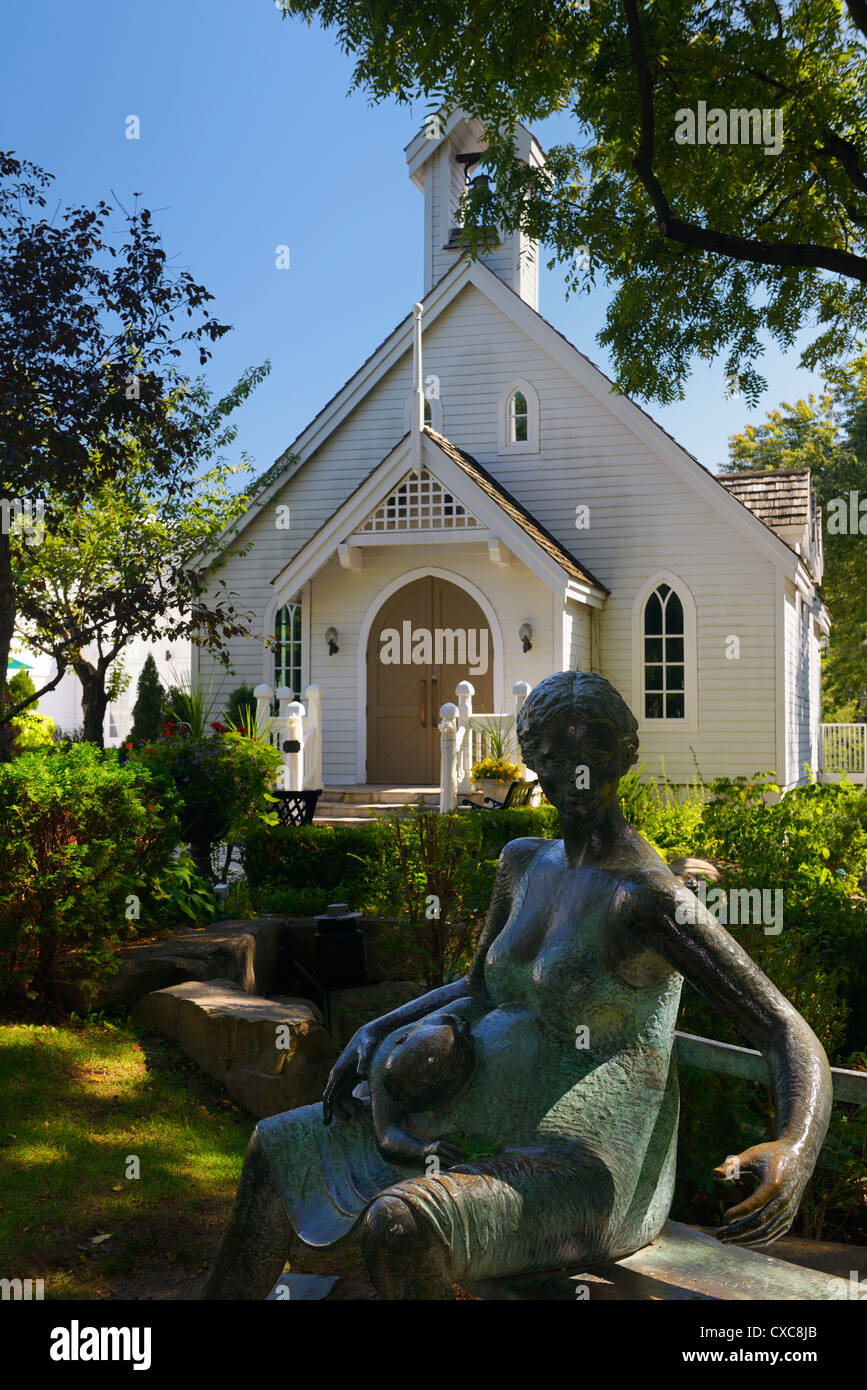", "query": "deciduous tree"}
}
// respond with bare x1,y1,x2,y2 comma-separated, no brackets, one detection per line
279,0,867,403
